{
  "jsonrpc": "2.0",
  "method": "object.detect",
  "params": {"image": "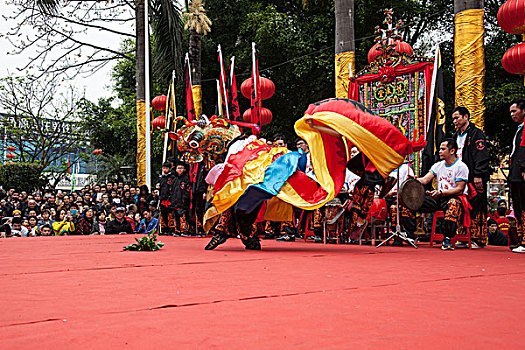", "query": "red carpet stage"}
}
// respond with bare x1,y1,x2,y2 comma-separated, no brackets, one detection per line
0,235,523,349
